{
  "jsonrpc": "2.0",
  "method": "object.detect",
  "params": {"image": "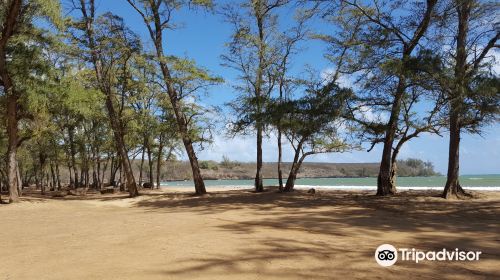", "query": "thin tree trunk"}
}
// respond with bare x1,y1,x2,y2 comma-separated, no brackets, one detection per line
255,125,264,192
68,126,79,188
139,141,145,186
283,140,305,192
101,157,109,189
50,163,56,191
68,160,73,187
156,135,164,189
16,160,22,196
277,130,283,191
106,96,138,196
147,143,153,185
254,3,265,193
284,151,308,192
